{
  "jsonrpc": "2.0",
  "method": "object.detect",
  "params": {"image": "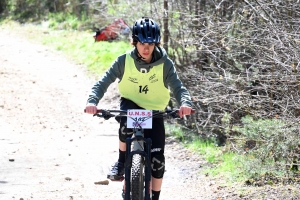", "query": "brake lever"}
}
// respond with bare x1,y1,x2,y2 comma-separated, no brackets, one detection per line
102,110,116,120
92,110,110,119
93,113,102,117
103,114,113,120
